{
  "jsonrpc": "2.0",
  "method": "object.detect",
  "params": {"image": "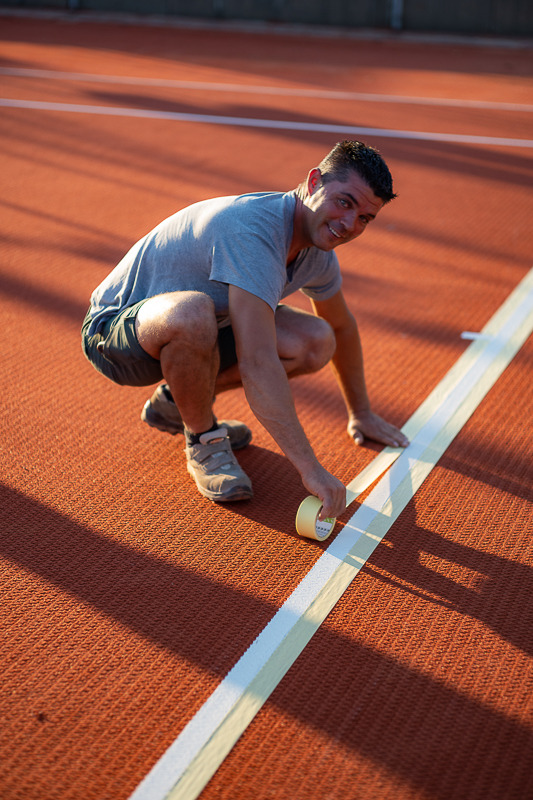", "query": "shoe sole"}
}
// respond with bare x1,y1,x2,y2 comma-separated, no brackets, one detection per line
187,463,253,503
225,427,253,451
142,403,253,450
